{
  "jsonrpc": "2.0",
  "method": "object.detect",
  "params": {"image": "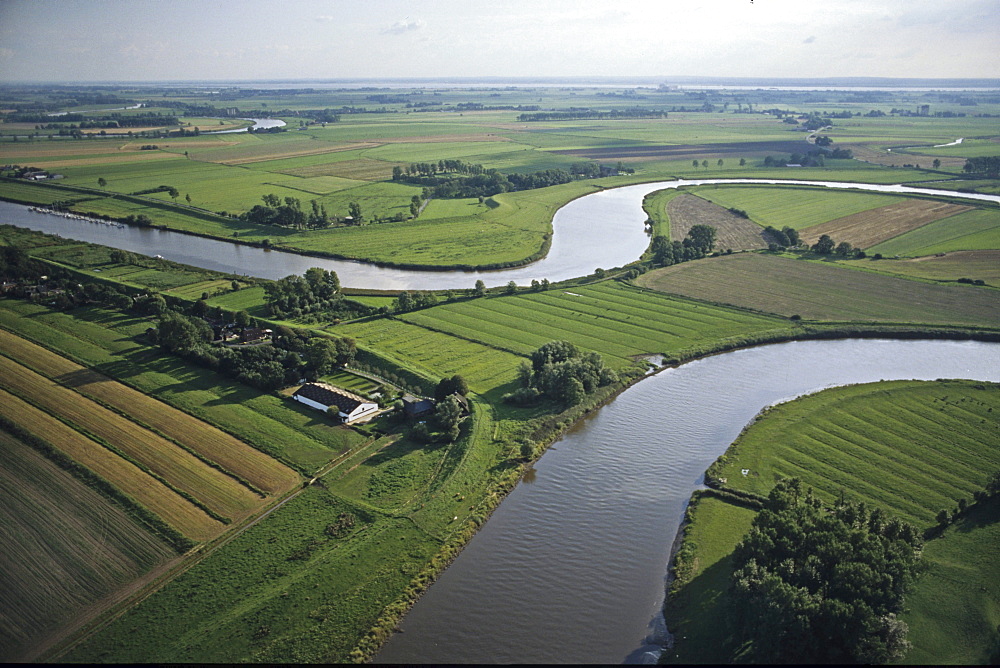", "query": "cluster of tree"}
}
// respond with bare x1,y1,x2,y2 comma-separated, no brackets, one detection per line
810,234,865,258
517,108,667,122
154,309,355,390
121,214,155,227
569,161,635,177
262,267,352,319
504,341,617,407
392,290,439,313
963,156,1000,177
240,194,332,229
763,152,826,167
763,225,801,249
412,375,471,443
650,224,717,266
729,478,922,664
799,113,833,131
130,184,177,196
393,159,489,179
138,144,159,150
933,469,1000,531
423,169,575,199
